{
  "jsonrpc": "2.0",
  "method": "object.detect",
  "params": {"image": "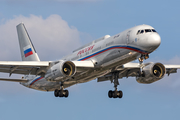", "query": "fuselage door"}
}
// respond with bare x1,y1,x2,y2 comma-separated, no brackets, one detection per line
126,30,131,45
